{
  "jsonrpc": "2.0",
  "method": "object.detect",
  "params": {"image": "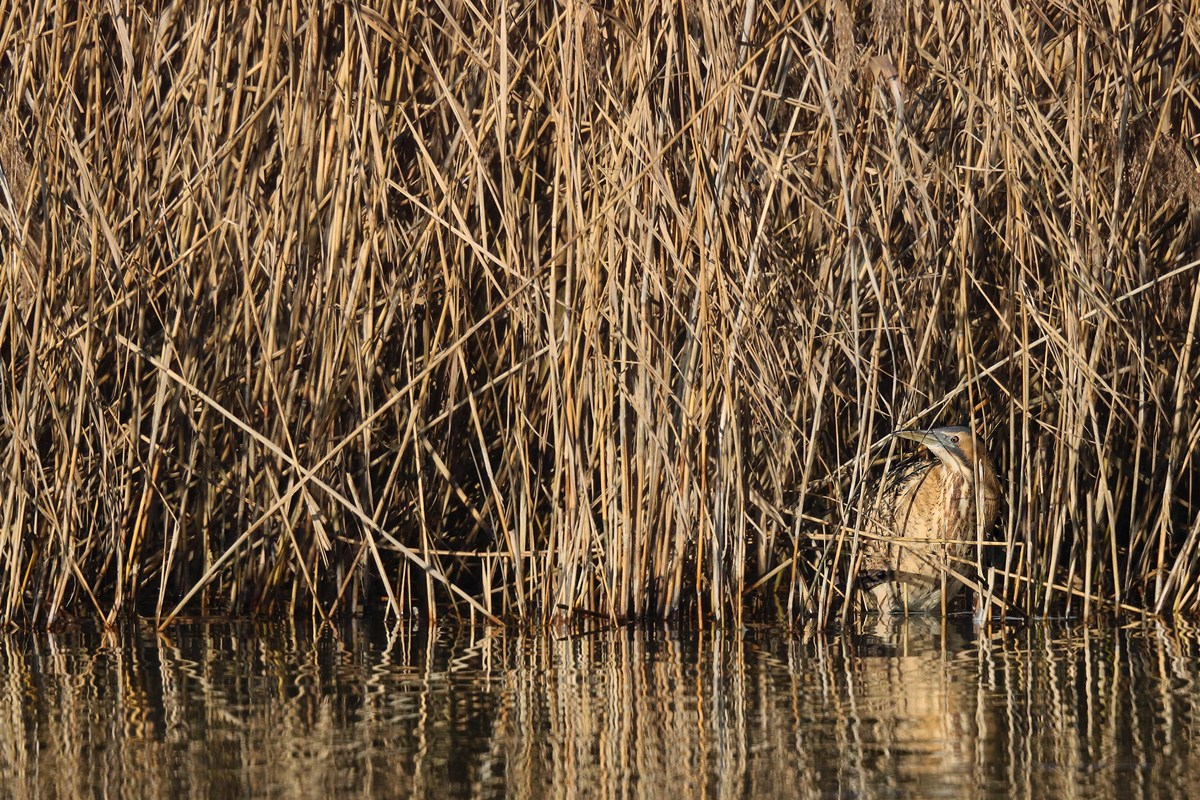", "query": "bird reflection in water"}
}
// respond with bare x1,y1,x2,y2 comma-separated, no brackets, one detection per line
857,426,1002,615
845,614,979,788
